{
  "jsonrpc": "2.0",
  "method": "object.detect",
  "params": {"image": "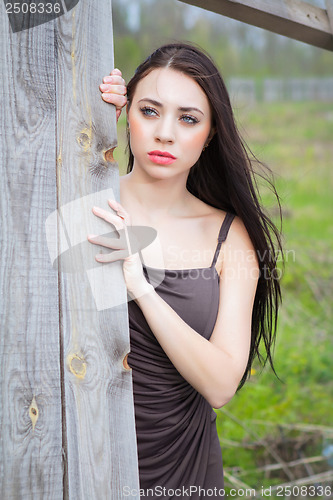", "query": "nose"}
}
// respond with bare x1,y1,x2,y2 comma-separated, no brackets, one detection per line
154,115,175,144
